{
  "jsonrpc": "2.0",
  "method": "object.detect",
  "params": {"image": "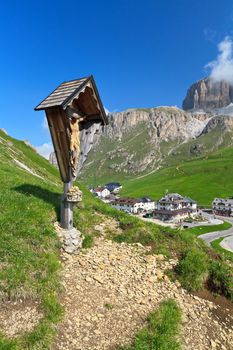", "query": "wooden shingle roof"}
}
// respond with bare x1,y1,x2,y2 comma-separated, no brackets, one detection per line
35,77,89,110
34,76,107,124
